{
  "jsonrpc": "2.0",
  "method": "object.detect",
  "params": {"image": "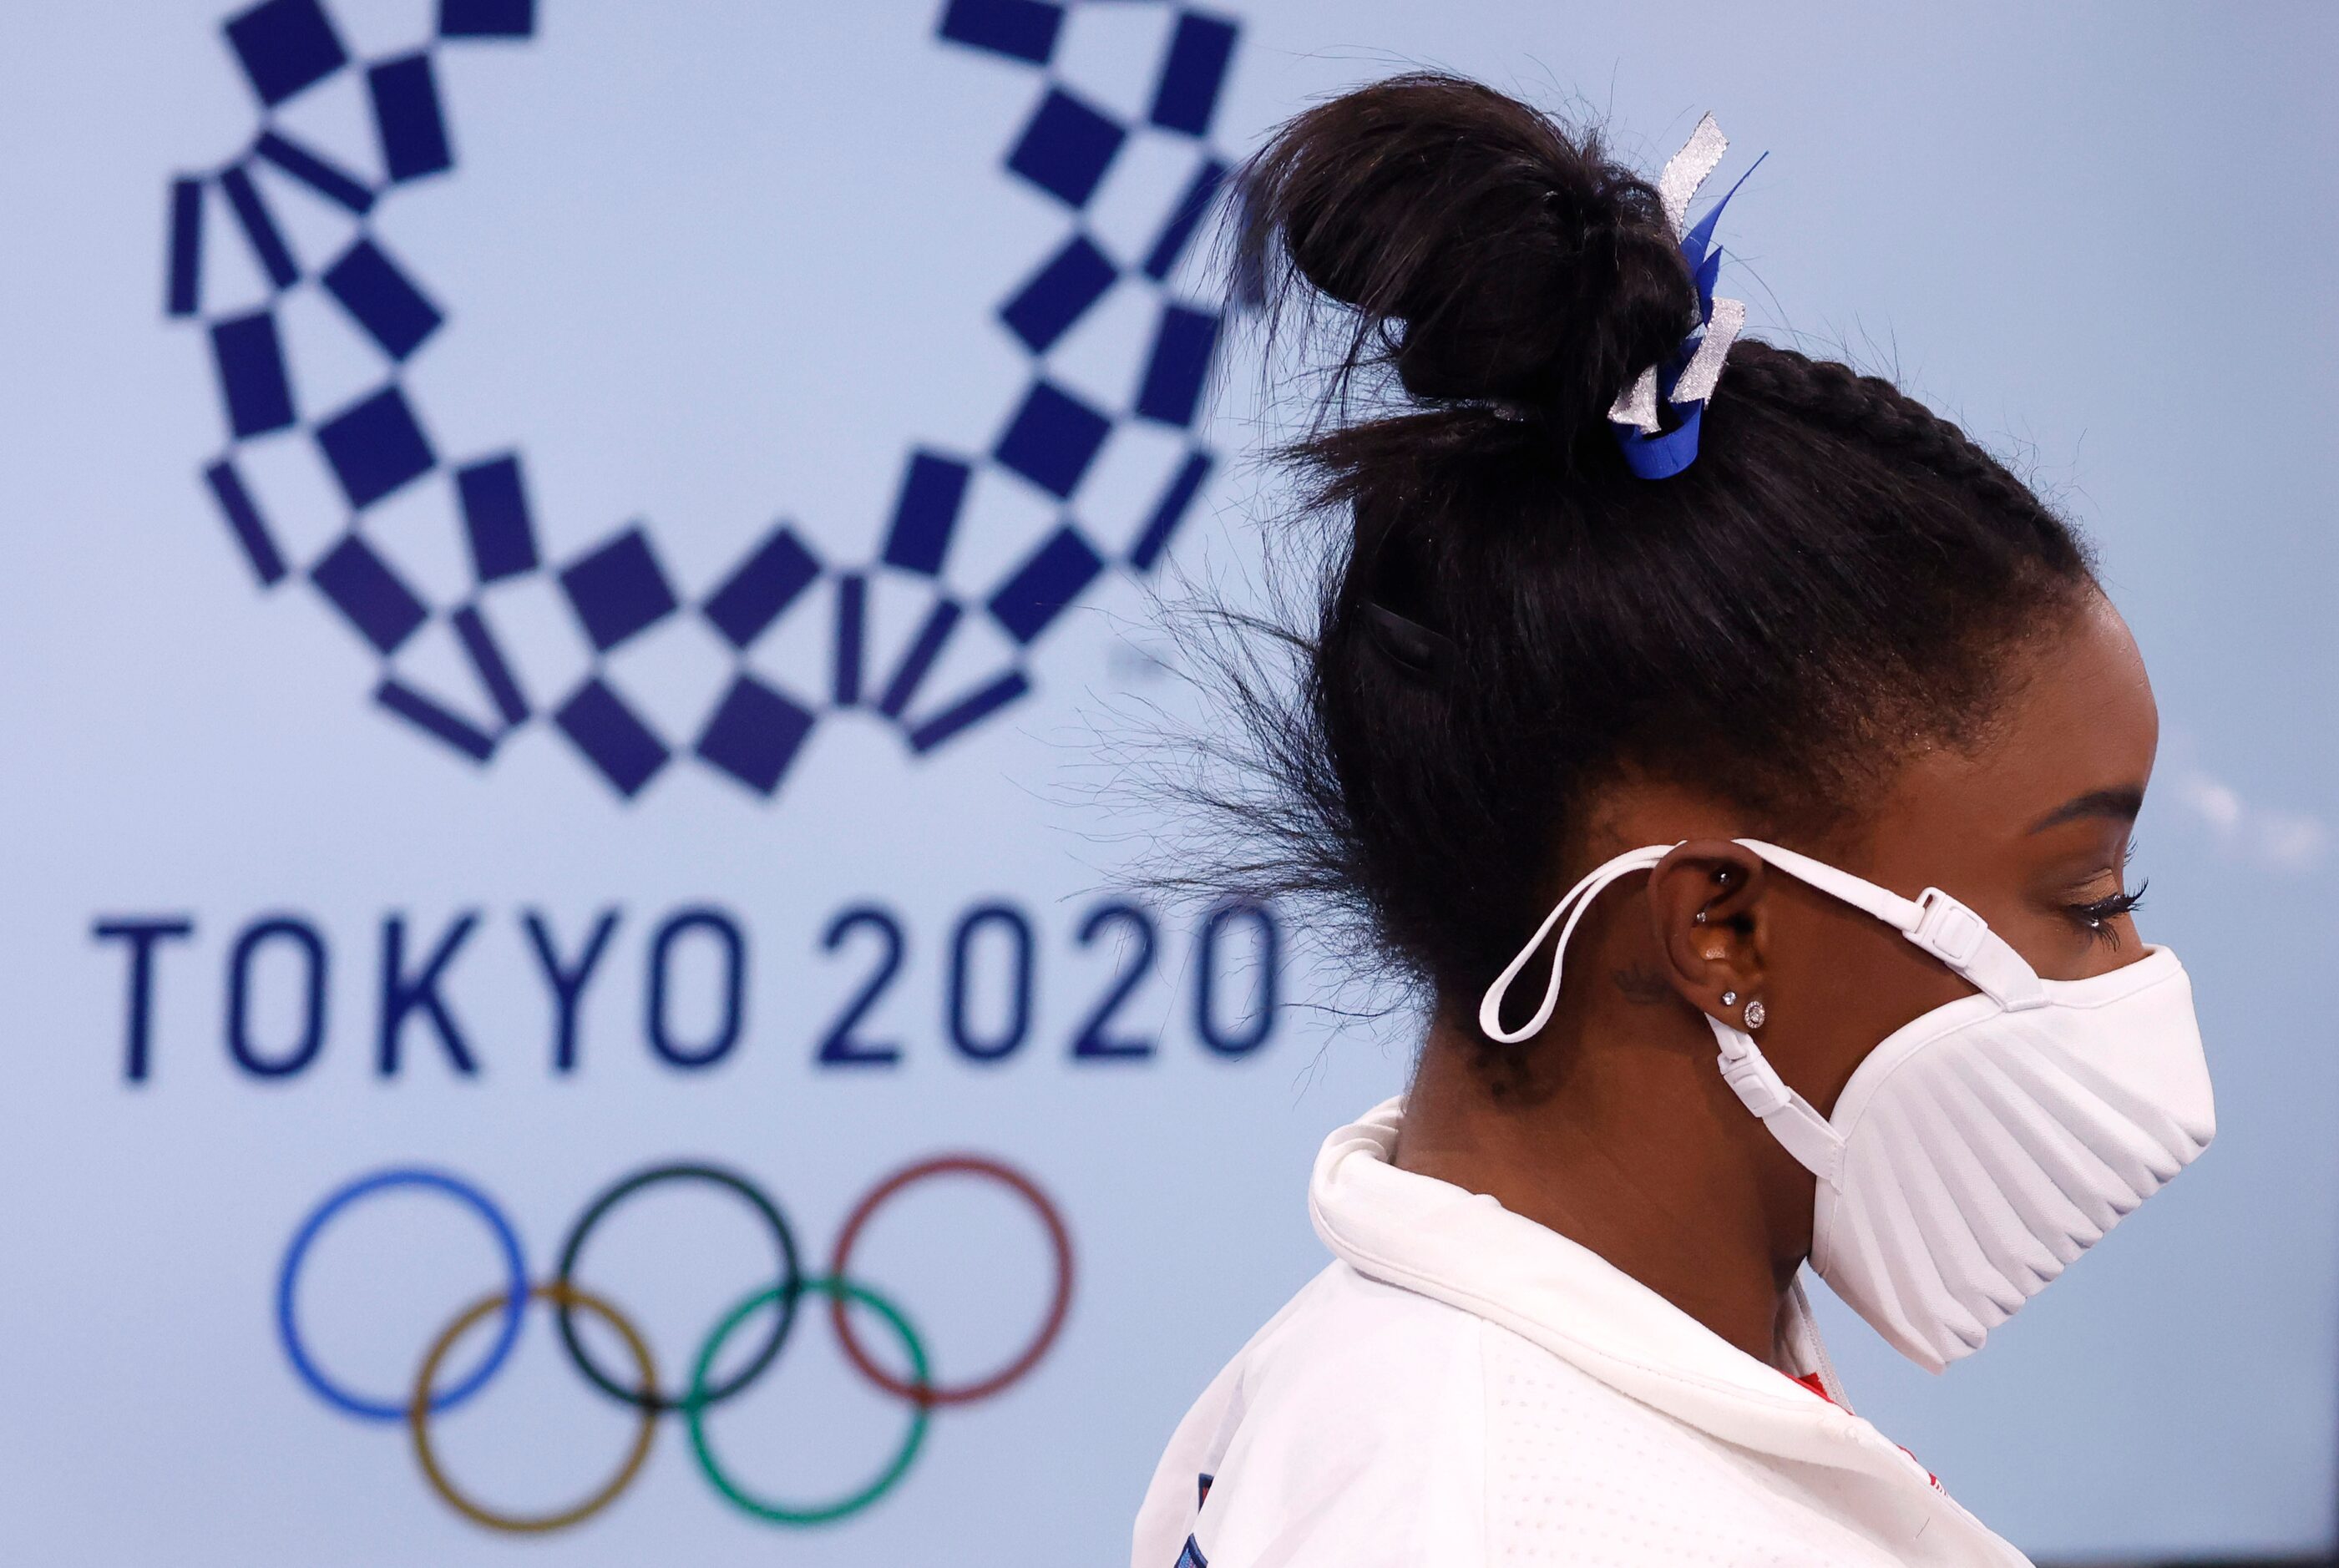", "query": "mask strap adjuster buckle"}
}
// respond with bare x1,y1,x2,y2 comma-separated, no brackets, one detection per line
1709,1019,1845,1186
1907,888,2050,1011
1714,1029,1791,1116
1909,888,1988,966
